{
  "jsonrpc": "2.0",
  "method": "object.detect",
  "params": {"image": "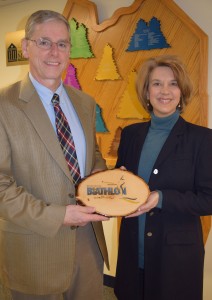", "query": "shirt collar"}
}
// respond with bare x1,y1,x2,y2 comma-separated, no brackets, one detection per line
29,73,64,105
150,110,180,131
